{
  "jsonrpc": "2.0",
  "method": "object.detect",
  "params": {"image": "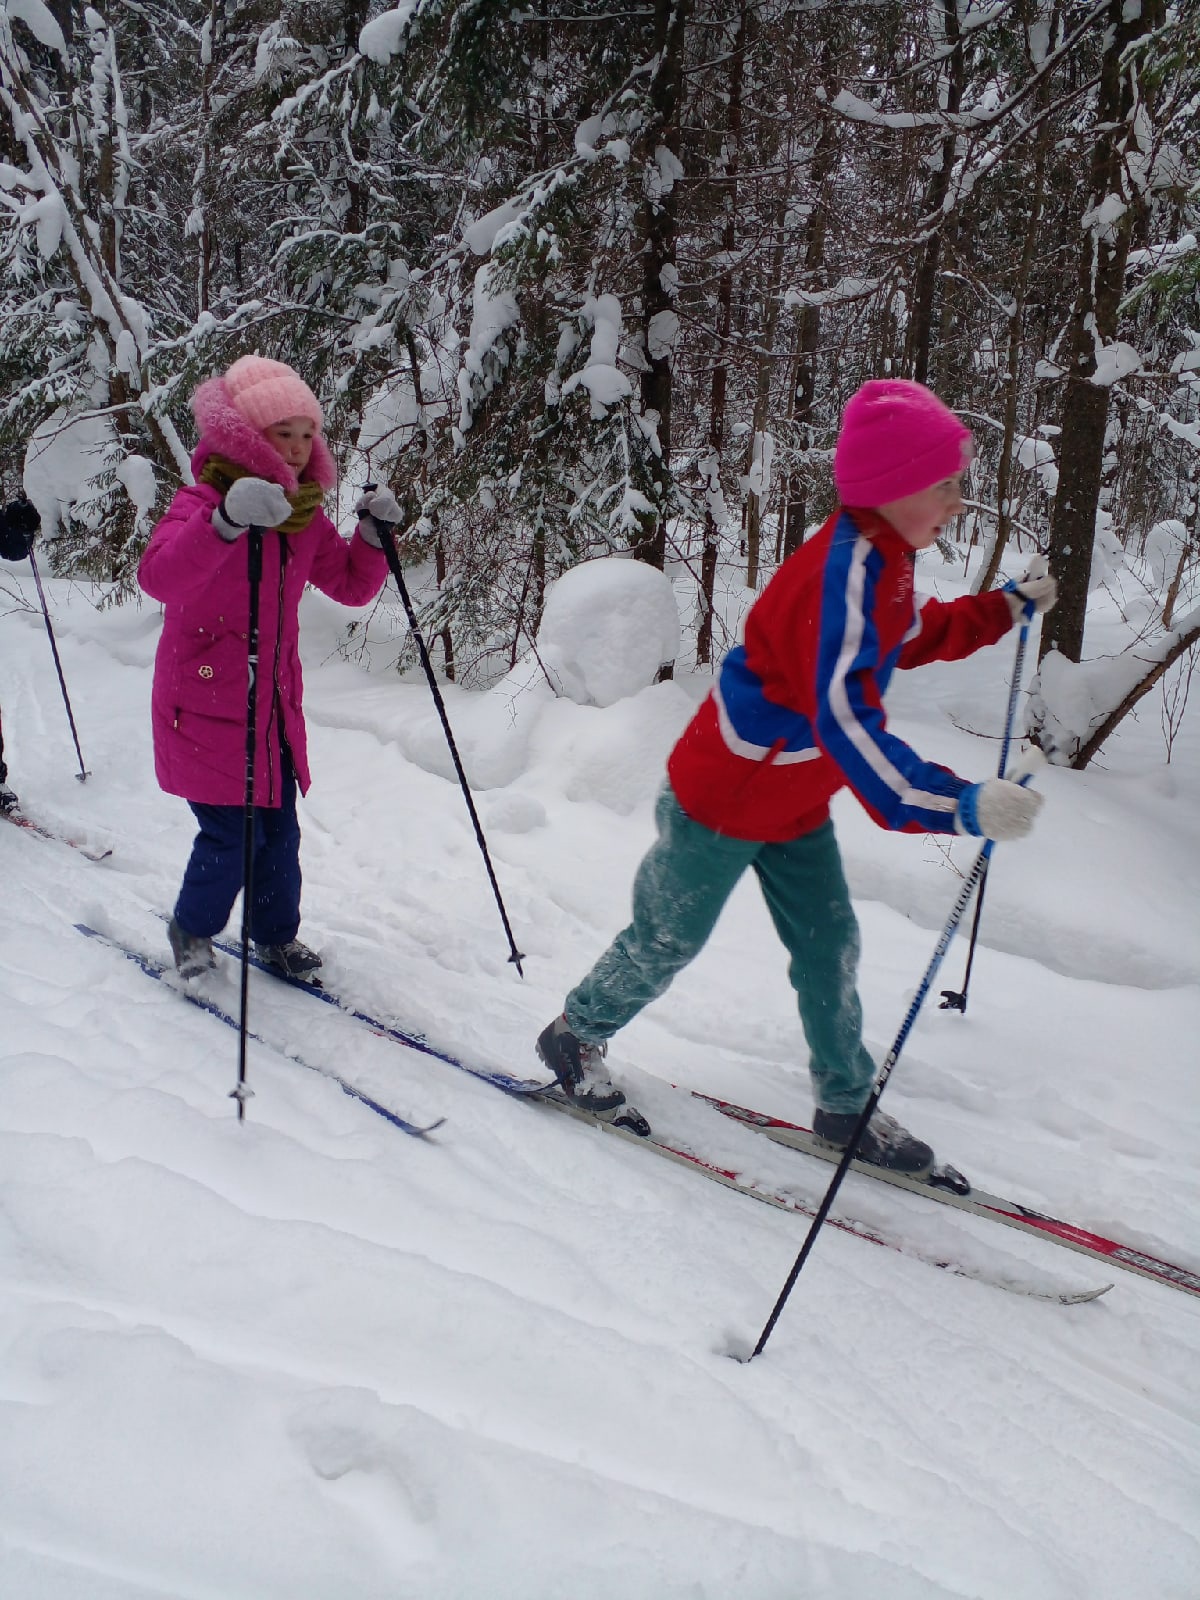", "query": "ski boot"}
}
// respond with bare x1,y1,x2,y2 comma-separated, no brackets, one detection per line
168,915,217,980
536,1015,651,1136
812,1107,935,1176
254,937,323,981
0,781,19,815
